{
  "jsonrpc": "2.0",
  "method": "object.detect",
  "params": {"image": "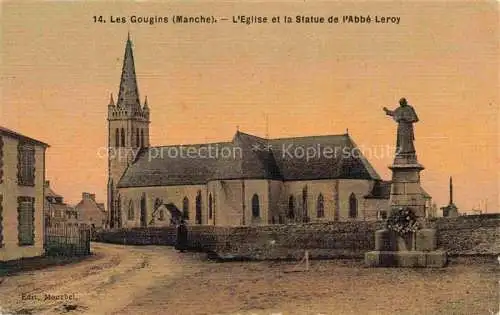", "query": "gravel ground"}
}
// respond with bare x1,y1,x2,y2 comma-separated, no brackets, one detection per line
0,243,497,315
